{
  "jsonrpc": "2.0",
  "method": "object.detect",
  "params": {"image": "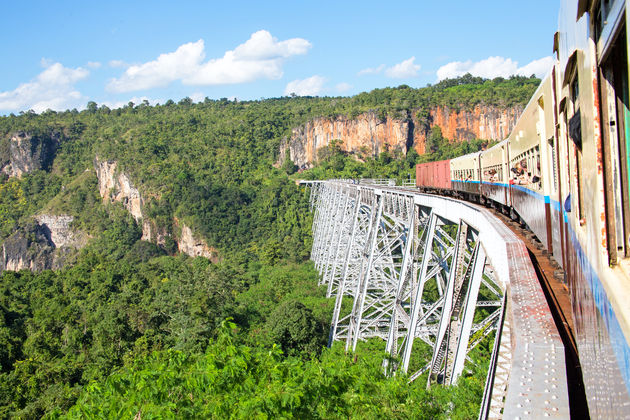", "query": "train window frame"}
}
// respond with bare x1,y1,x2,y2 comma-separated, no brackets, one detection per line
510,149,541,189
598,21,630,263
566,64,587,225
